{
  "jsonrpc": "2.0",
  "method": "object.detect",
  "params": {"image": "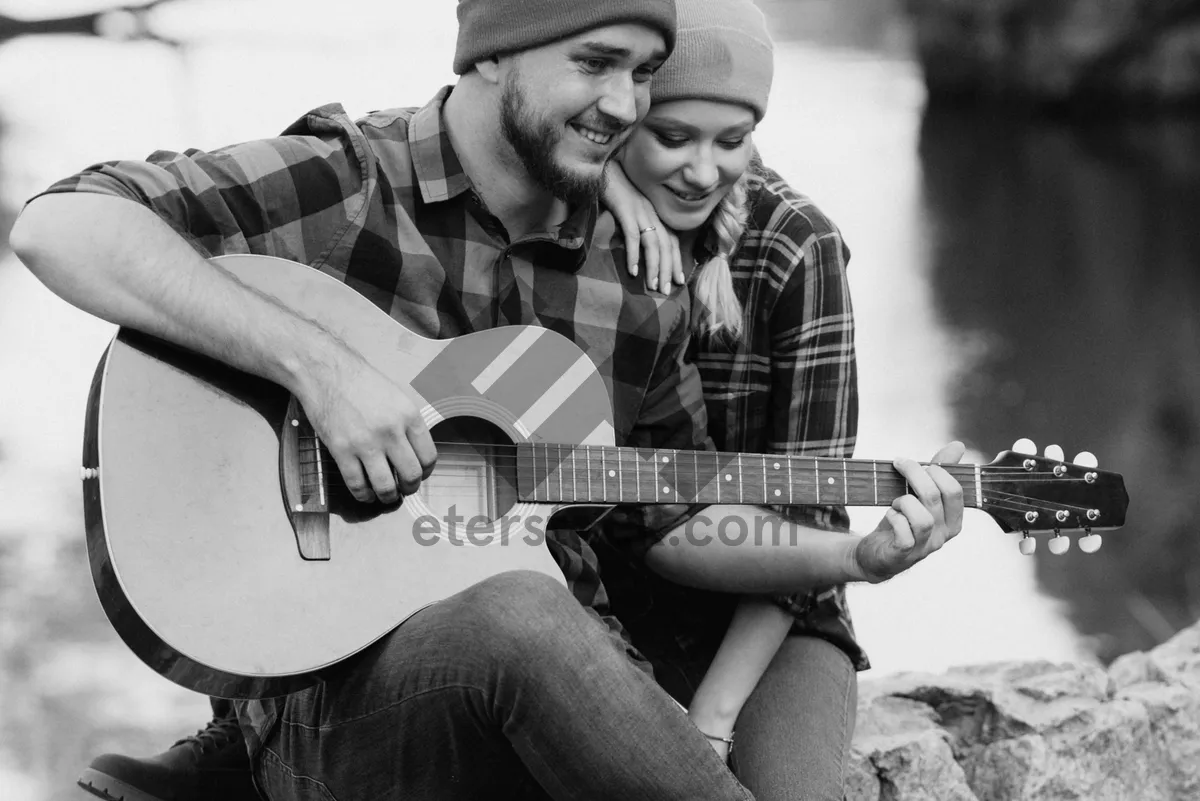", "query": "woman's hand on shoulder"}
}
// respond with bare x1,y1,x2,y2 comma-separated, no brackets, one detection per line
603,160,684,293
